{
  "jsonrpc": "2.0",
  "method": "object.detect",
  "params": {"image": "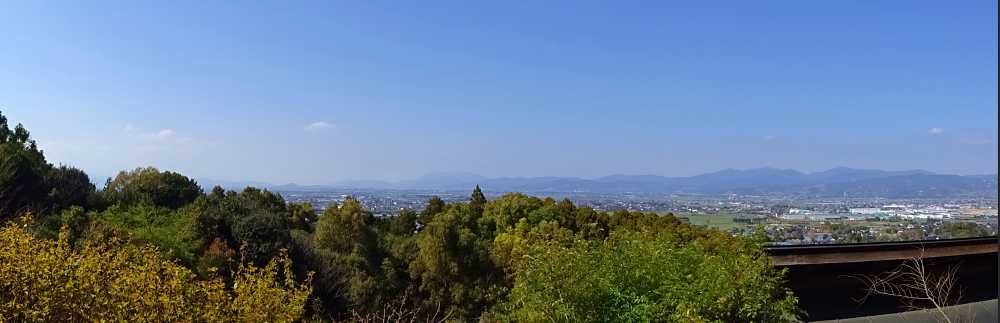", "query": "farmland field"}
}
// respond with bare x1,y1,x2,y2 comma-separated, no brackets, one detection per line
669,213,742,231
